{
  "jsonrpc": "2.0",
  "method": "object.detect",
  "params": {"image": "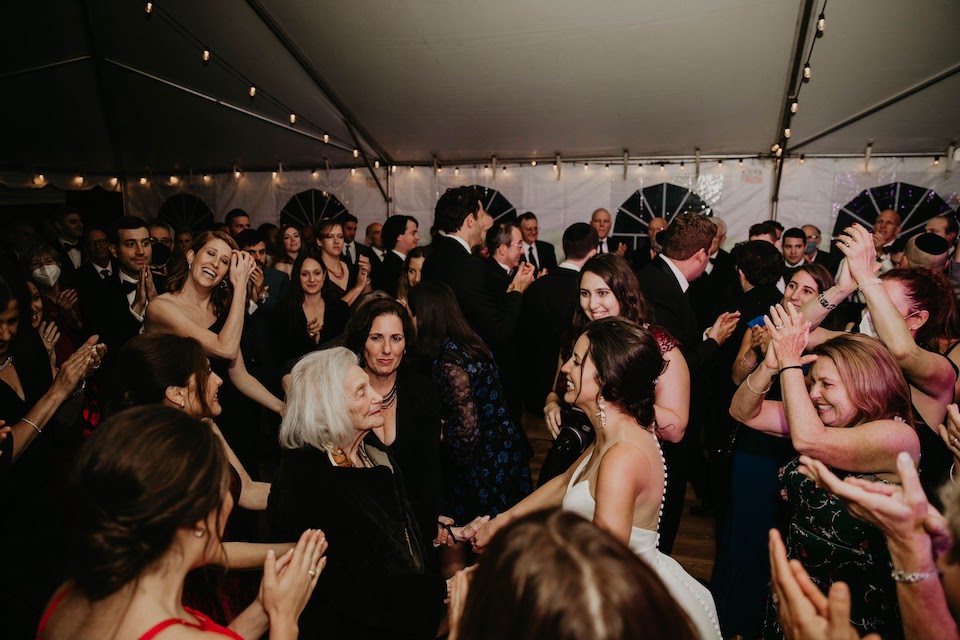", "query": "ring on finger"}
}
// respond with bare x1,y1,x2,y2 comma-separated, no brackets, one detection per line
774,324,785,330
308,568,317,577
952,436,959,447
